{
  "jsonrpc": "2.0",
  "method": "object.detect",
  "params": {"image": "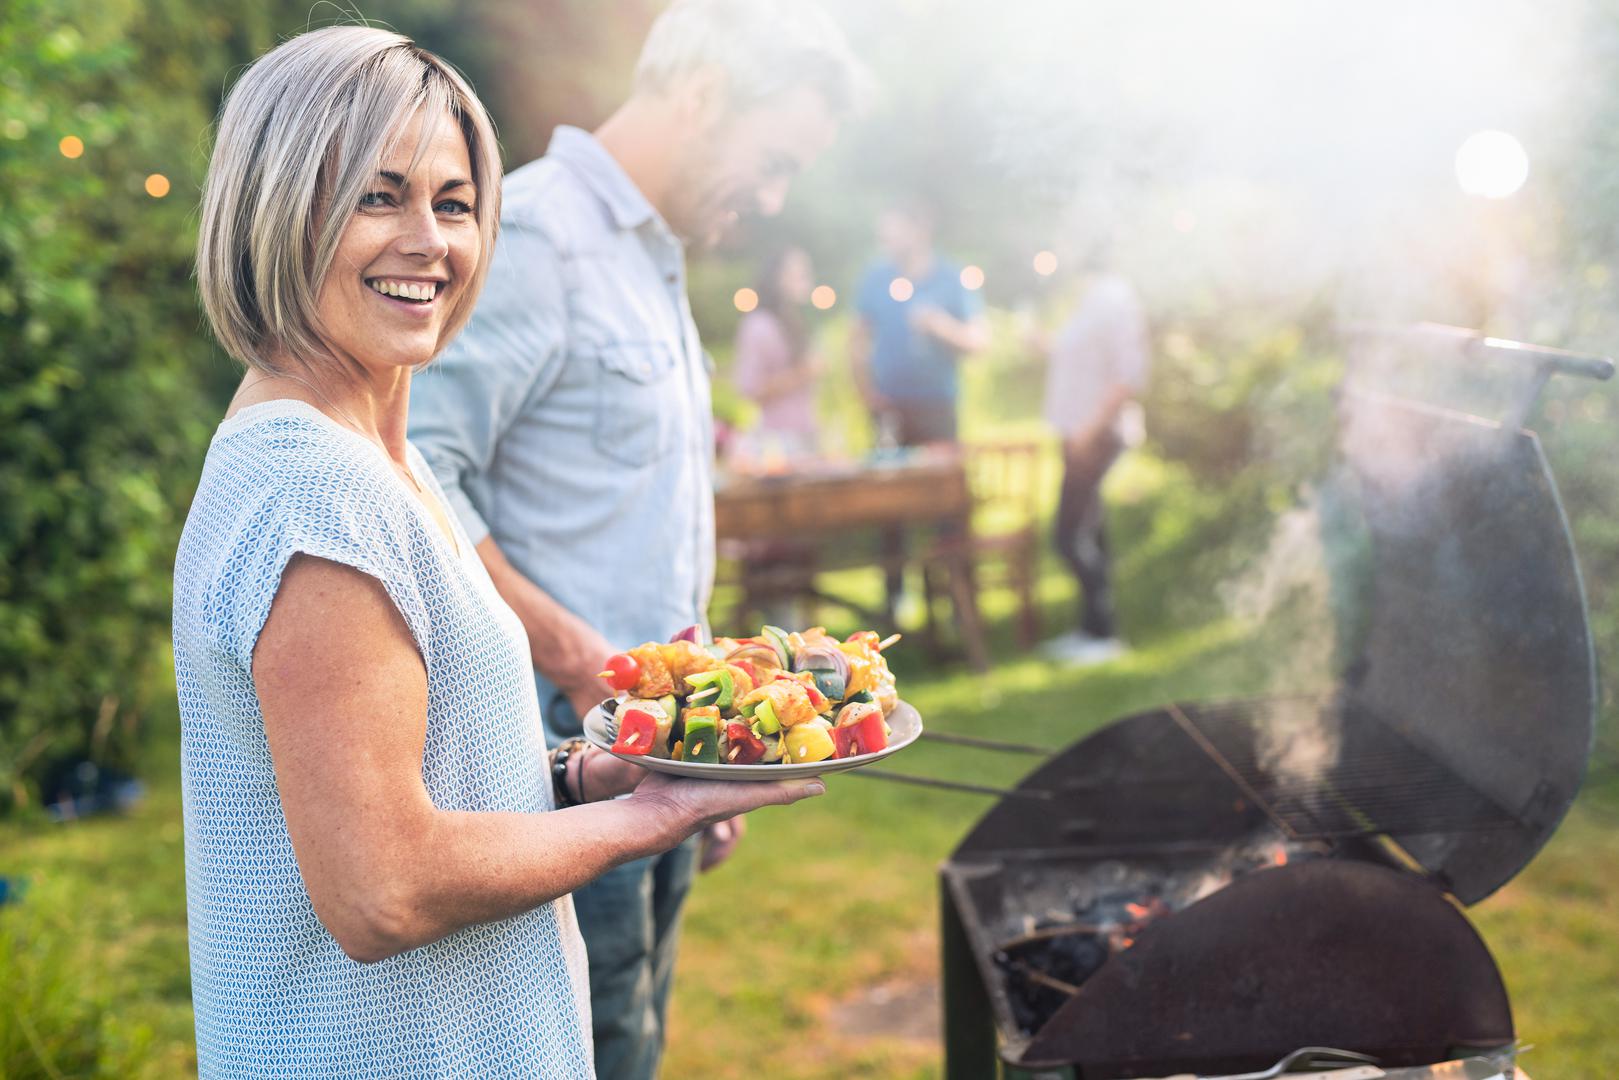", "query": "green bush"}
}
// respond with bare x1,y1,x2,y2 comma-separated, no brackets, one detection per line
0,0,306,811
